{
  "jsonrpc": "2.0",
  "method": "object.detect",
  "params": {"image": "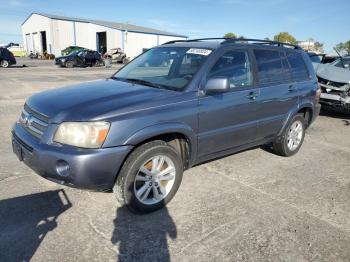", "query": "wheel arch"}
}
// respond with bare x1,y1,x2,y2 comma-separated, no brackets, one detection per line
278,103,314,137
123,123,197,169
